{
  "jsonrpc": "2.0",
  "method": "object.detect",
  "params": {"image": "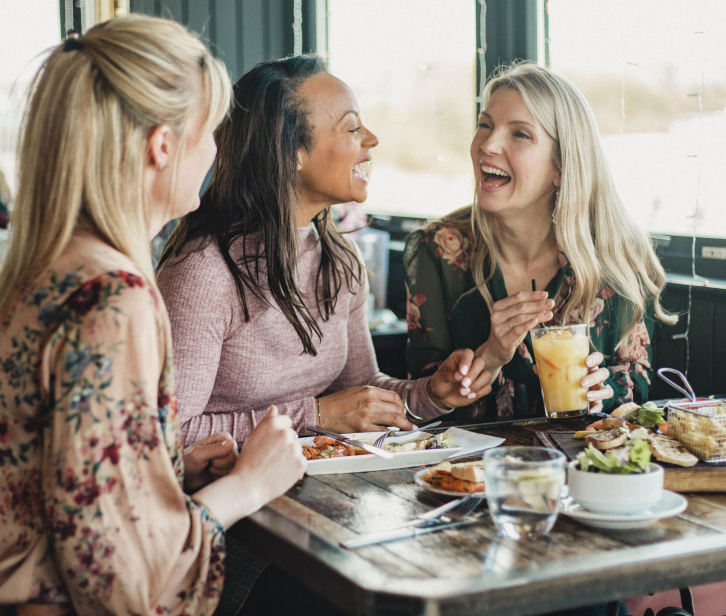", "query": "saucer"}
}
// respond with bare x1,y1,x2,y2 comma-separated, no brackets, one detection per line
560,490,687,529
